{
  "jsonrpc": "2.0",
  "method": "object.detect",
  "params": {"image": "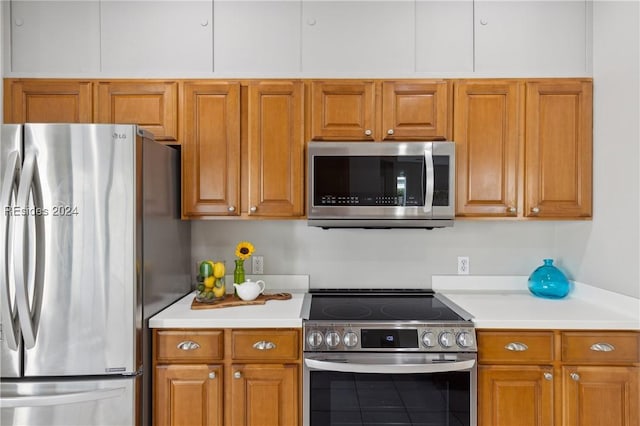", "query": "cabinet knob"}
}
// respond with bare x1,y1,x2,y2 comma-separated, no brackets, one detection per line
250,206,257,213
228,206,236,212
208,372,216,379
504,342,529,352
531,207,540,214
177,340,200,351
570,372,580,381
201,20,209,27
234,371,242,379
387,129,394,136
543,372,553,381
14,18,24,27
364,129,372,136
590,342,615,352
507,206,516,213
253,340,276,350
